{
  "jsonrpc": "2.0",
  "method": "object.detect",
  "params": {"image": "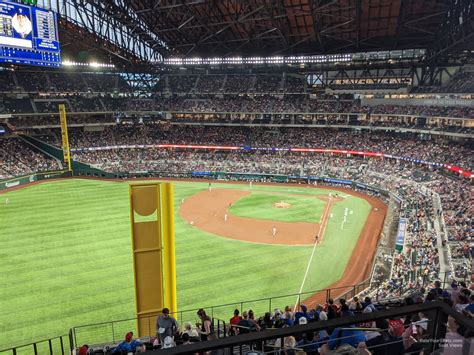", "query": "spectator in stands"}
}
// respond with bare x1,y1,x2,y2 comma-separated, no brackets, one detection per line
156,308,179,344
455,295,470,313
297,331,321,354
78,345,89,355
162,336,175,349
442,316,467,355
229,309,242,335
318,312,330,339
182,322,199,338
112,332,145,353
464,295,474,315
348,296,363,312
363,297,377,313
324,299,339,319
294,304,310,324
248,309,261,331
236,310,251,334
196,308,215,341
325,325,367,352
430,280,444,298
273,309,285,328
364,318,405,355
258,312,274,330
283,308,295,326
